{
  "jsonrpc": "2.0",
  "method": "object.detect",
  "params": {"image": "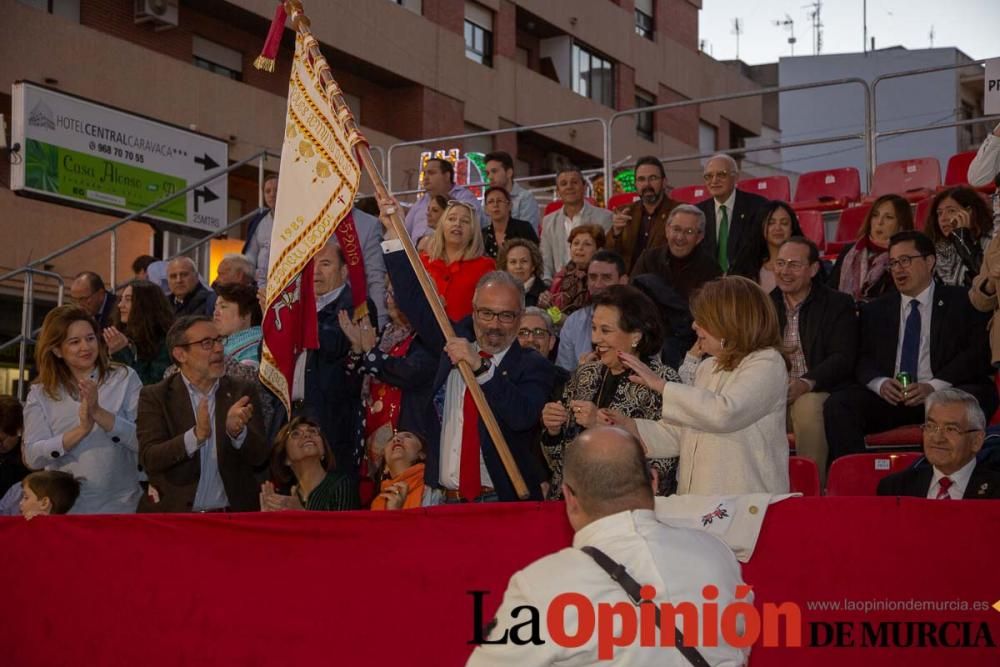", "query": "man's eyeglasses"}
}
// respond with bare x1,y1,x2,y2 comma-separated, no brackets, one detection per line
887,254,928,270
920,423,980,438
635,175,663,185
667,225,700,237
703,170,732,182
178,336,228,351
775,259,808,271
518,327,551,339
475,308,519,324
